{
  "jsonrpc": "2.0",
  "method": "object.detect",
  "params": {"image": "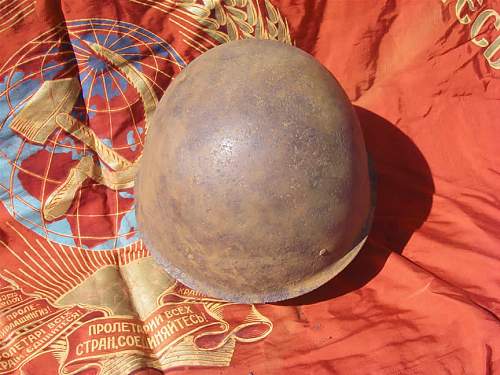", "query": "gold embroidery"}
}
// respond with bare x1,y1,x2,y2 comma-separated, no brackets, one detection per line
86,42,158,124
132,0,292,45
455,0,482,25
189,0,292,43
10,77,132,172
471,8,498,47
442,0,499,69
10,78,81,144
0,227,271,374
484,35,500,68
43,156,94,221
10,39,160,220
470,8,500,68
56,264,137,316
55,113,133,170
